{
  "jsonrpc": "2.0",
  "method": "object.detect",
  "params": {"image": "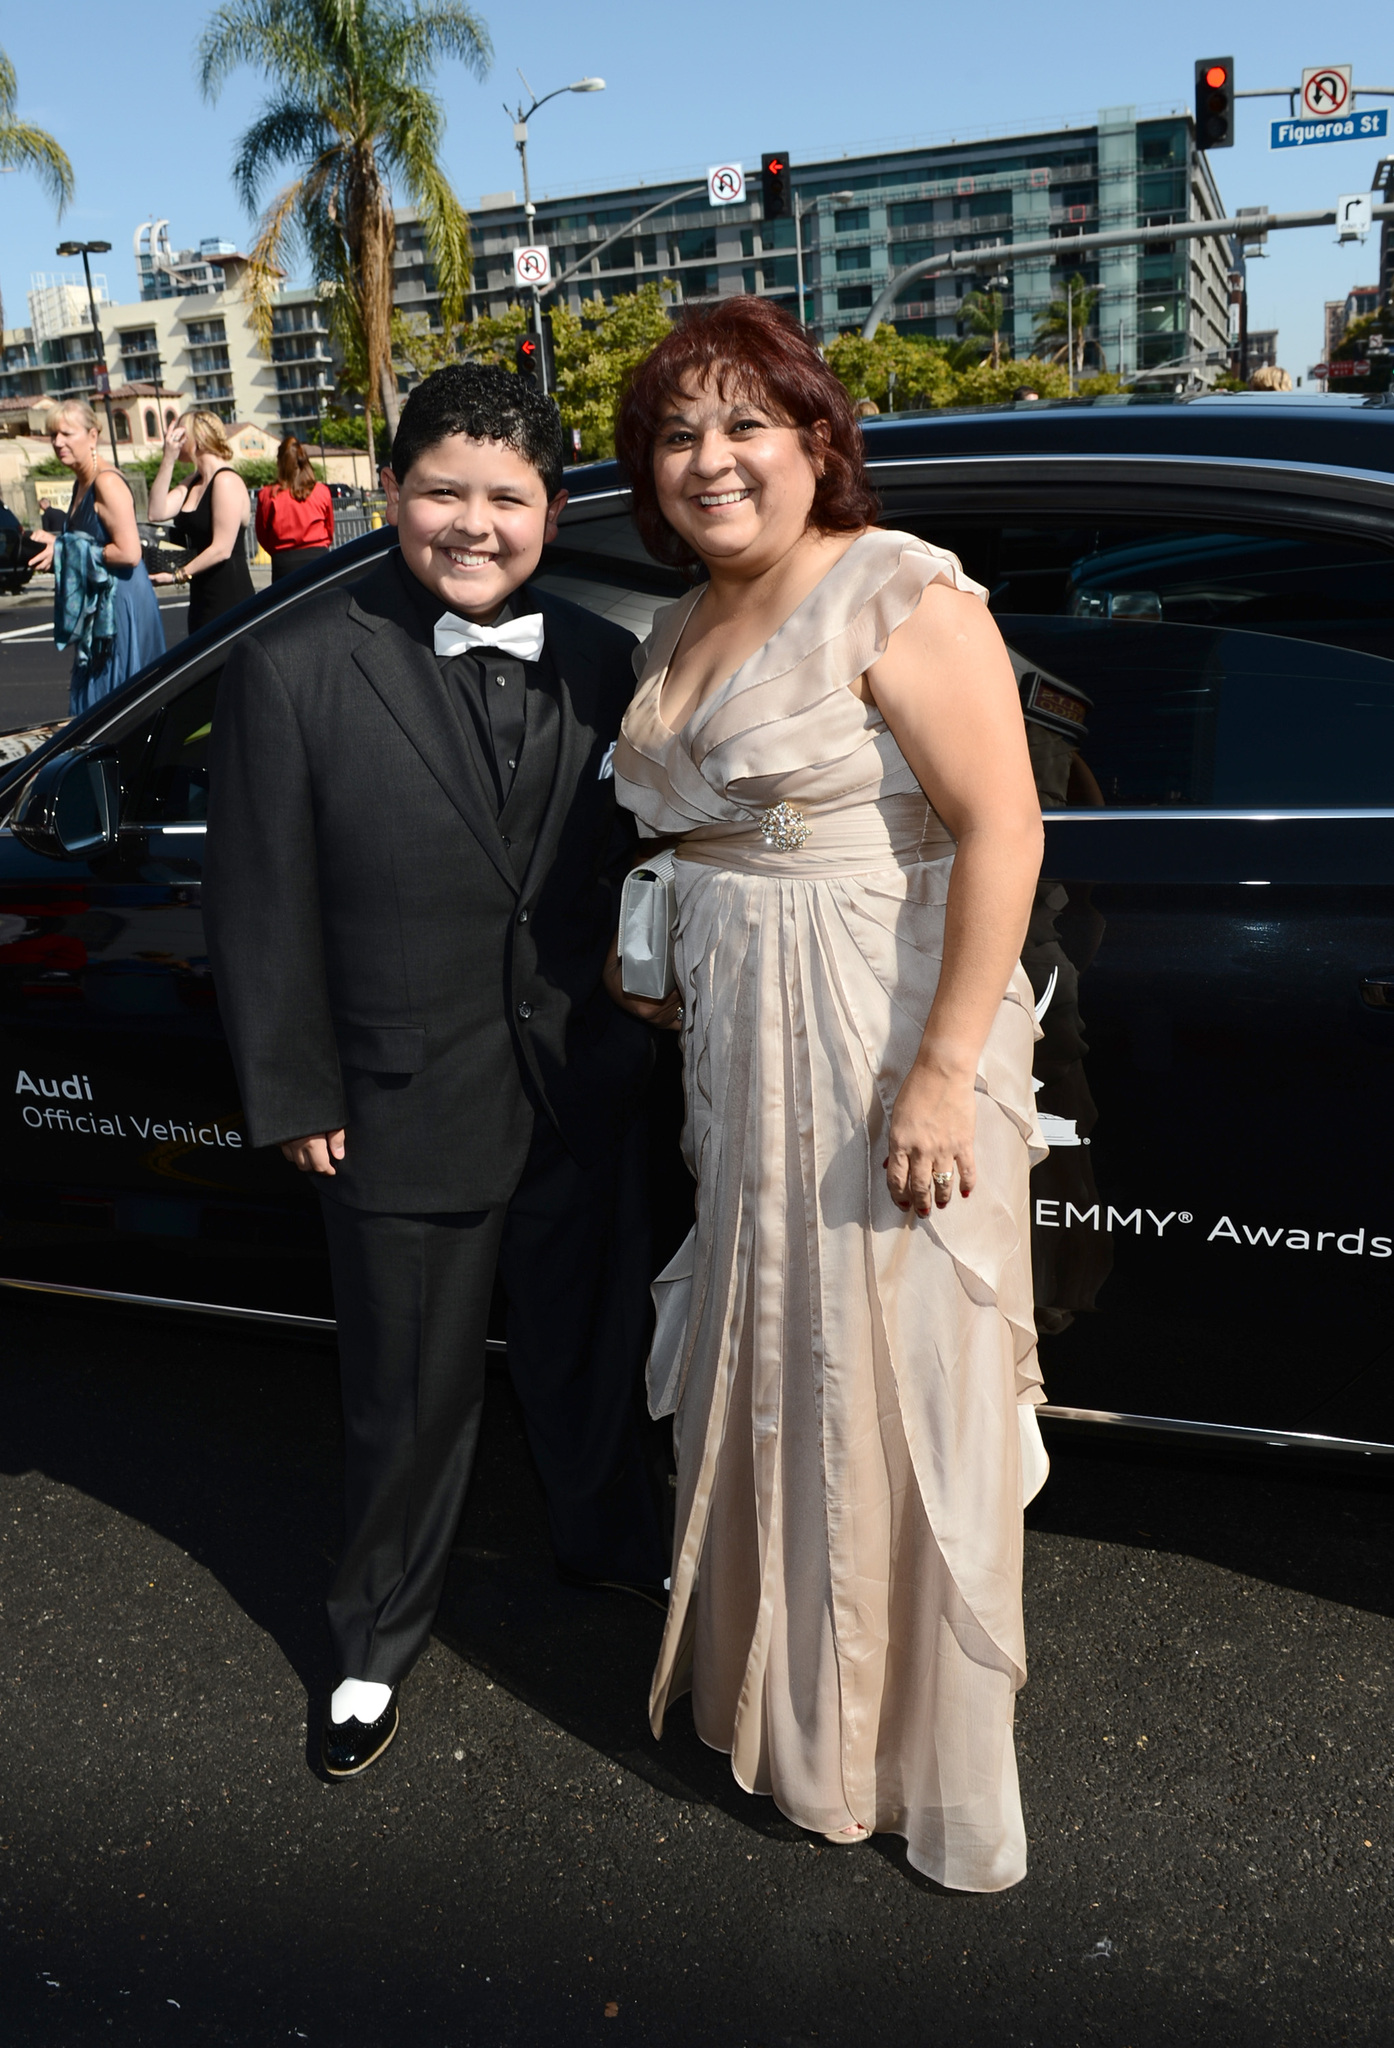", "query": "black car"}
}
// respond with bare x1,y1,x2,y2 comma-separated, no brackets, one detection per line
3,392,1394,1457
